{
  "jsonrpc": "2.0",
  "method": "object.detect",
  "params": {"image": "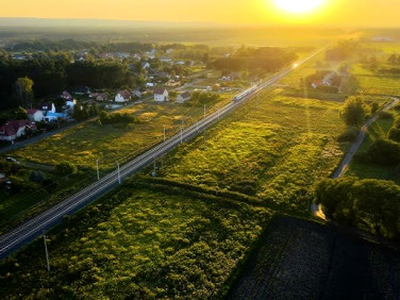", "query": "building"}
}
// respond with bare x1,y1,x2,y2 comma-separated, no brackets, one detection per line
27,109,44,122
39,103,56,114
115,90,131,103
0,120,35,142
154,89,169,102
176,92,191,103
